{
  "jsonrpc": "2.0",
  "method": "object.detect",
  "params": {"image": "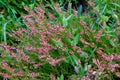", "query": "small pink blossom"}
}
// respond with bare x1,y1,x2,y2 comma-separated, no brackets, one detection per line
0,72,3,75
80,38,94,48
2,63,14,72
108,63,119,72
81,77,91,80
94,29,103,42
116,72,120,78
28,72,39,78
88,0,95,7
21,55,30,62
39,55,46,59
47,57,65,66
102,54,114,62
4,74,11,79
77,48,82,54
12,71,24,77
73,44,77,51
93,59,103,70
